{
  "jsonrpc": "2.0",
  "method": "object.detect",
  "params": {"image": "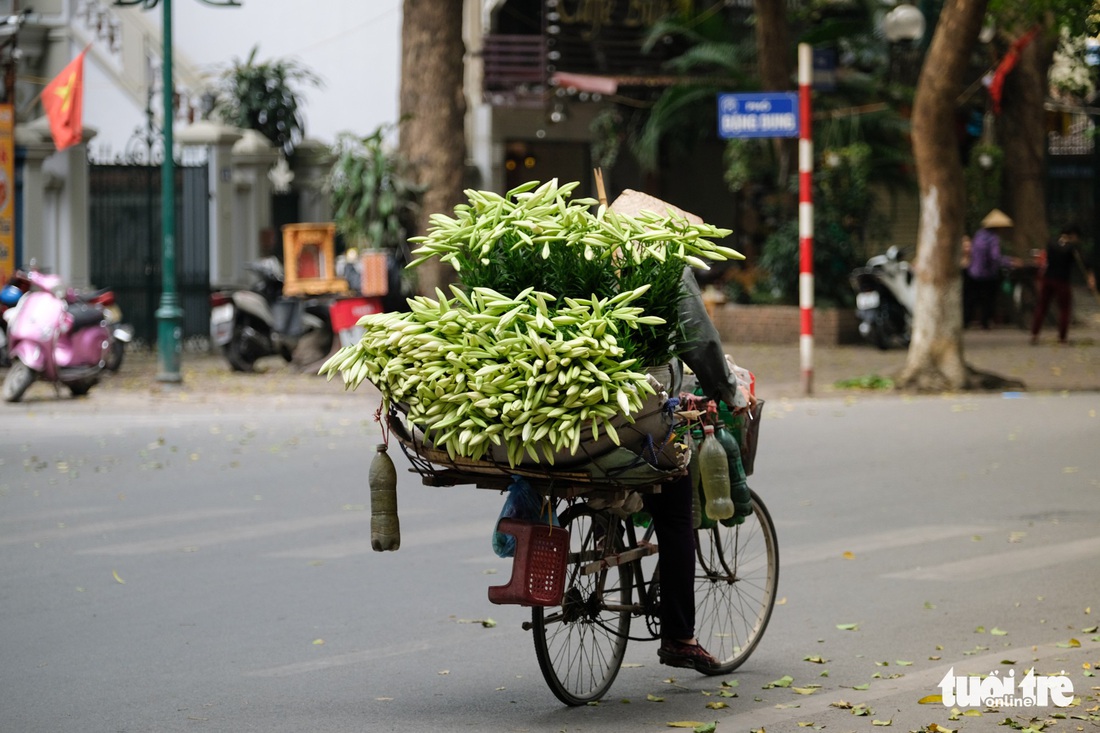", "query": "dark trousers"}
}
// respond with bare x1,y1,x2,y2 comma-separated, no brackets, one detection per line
970,277,999,329
643,474,695,641
1031,277,1072,342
